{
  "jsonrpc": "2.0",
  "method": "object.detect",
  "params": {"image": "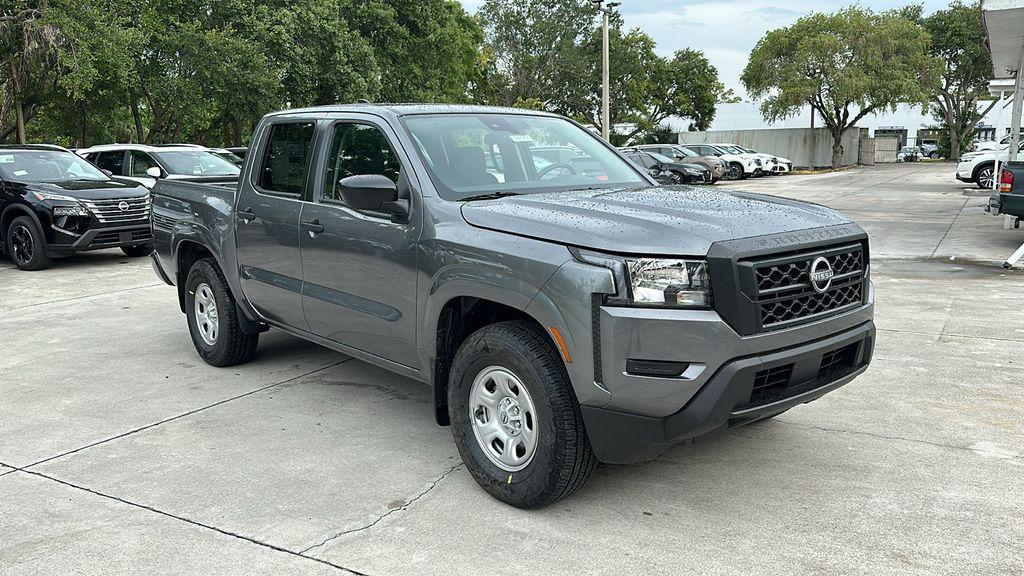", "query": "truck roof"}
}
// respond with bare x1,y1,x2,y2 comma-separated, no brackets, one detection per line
265,103,561,119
